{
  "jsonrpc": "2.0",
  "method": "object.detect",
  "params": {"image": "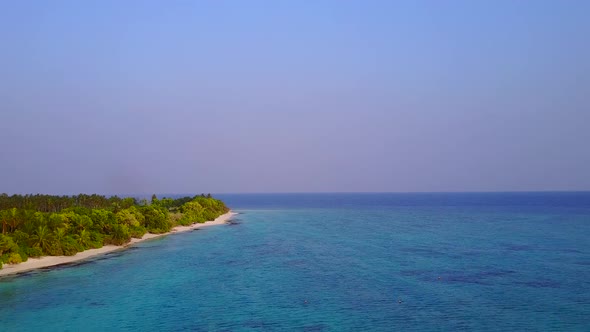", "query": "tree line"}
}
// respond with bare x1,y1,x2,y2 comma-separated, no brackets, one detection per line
0,193,229,269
